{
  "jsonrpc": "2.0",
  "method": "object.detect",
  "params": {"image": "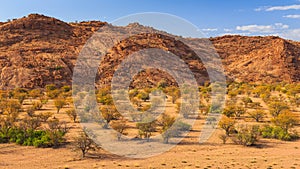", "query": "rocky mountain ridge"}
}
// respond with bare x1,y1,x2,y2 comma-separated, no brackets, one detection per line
0,14,299,89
